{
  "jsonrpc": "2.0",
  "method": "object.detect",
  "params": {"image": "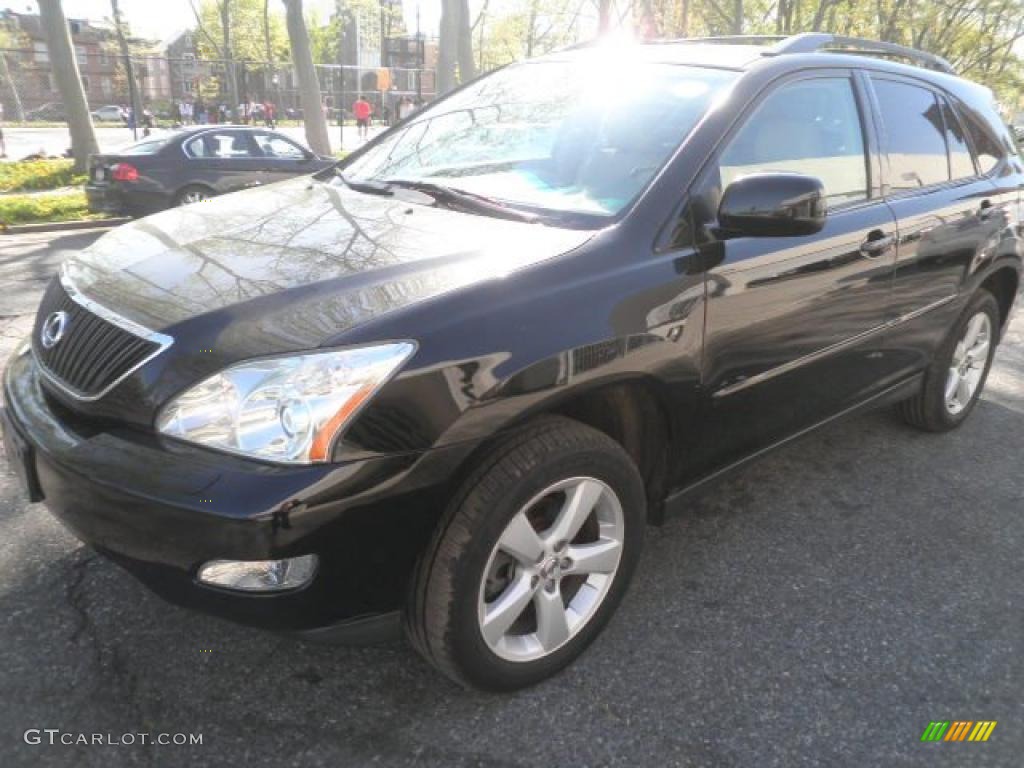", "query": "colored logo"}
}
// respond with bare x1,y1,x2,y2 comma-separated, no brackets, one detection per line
921,721,997,742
